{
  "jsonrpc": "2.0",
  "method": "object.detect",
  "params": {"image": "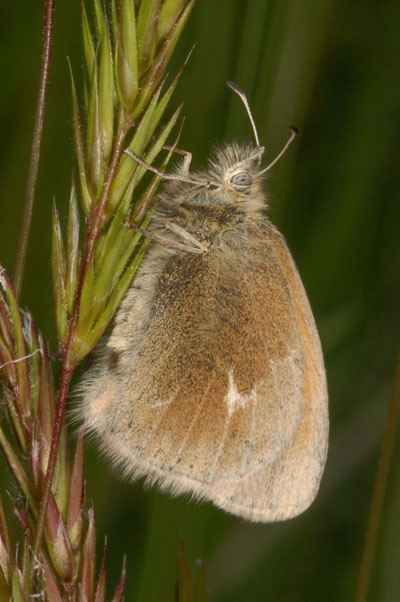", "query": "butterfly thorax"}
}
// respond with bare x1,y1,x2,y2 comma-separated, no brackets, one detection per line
151,142,269,245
